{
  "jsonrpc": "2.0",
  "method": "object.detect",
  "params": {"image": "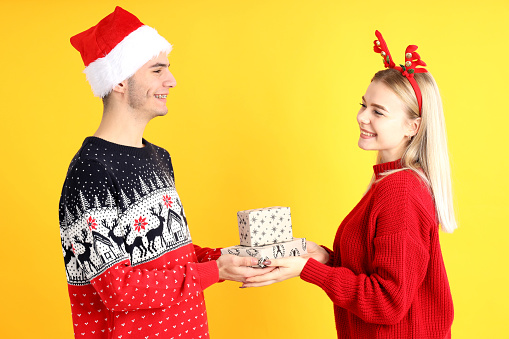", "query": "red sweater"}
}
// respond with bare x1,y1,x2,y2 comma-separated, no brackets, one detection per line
67,245,220,339
301,160,454,338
